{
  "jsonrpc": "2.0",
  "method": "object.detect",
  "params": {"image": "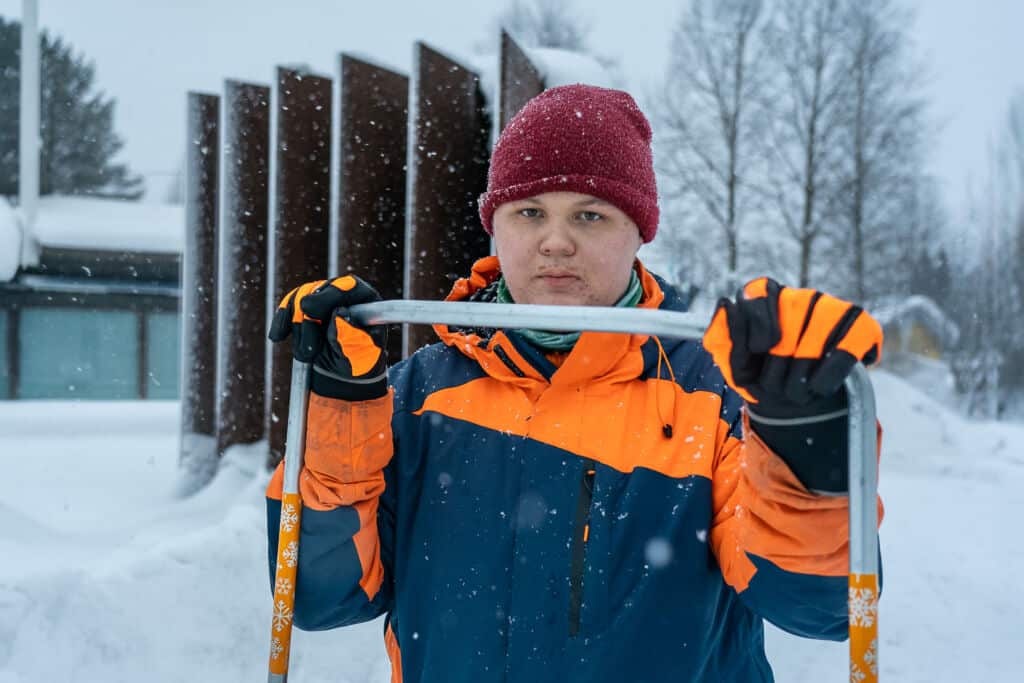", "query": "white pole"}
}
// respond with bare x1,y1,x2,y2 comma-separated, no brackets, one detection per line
19,0,40,233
